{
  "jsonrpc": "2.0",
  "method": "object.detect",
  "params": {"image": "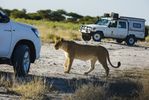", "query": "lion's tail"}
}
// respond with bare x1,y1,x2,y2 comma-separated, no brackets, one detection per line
107,51,121,68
